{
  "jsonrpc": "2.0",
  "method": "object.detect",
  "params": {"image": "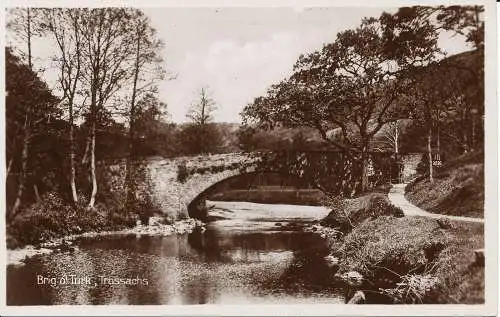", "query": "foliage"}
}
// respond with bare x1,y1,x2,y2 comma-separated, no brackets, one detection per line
242,11,443,194
237,125,328,152
181,87,225,155
6,192,135,248
434,5,484,49
333,216,447,297
178,123,223,155
5,48,61,213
